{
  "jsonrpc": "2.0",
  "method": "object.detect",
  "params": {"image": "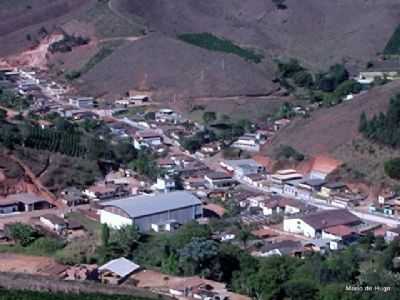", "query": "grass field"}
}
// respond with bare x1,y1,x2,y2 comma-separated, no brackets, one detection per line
178,33,263,63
